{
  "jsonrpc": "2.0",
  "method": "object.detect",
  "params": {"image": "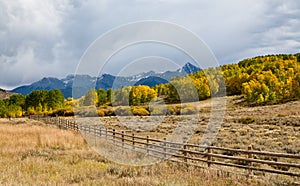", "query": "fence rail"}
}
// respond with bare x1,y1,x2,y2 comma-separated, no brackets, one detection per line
29,115,300,178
